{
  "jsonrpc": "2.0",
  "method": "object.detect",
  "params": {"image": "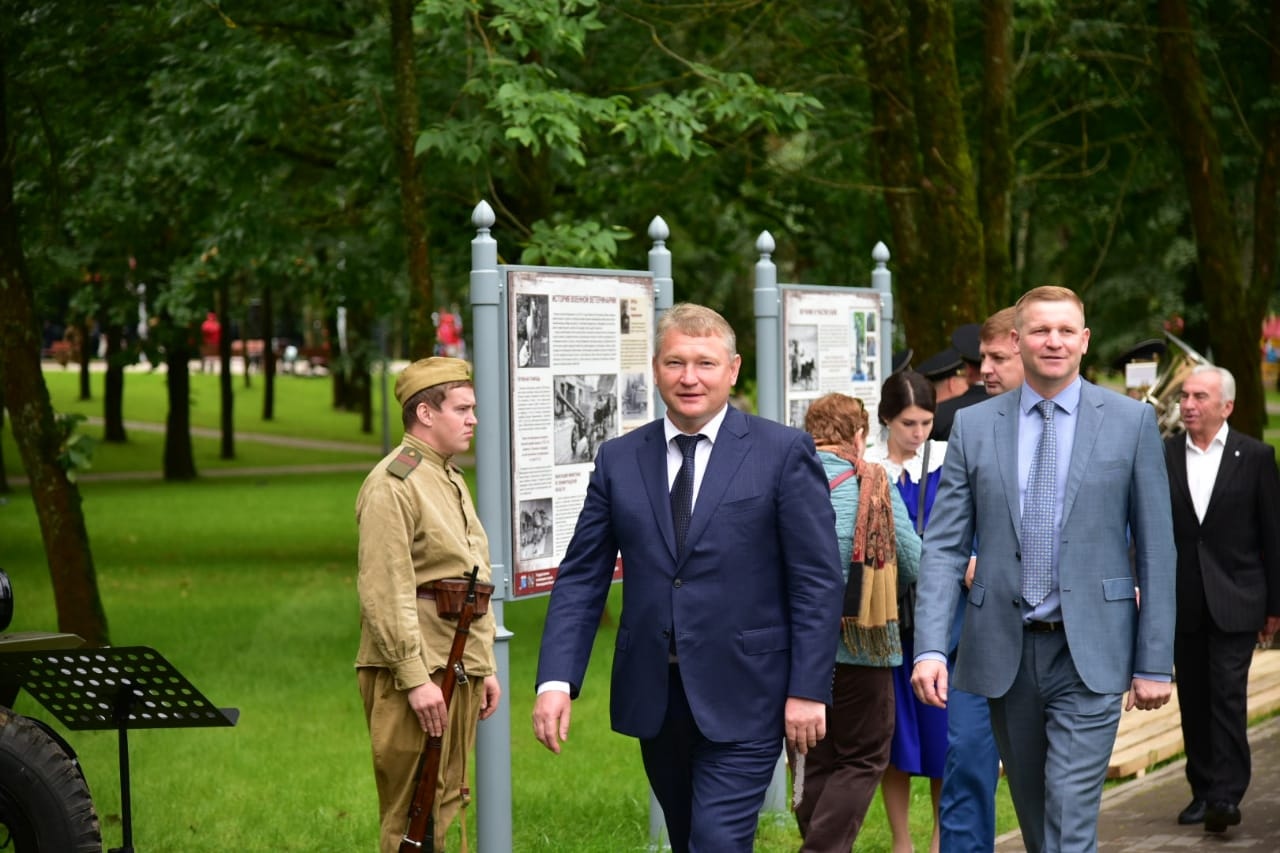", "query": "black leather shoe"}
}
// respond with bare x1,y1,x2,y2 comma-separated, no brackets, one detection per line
1204,801,1241,833
1177,798,1206,825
